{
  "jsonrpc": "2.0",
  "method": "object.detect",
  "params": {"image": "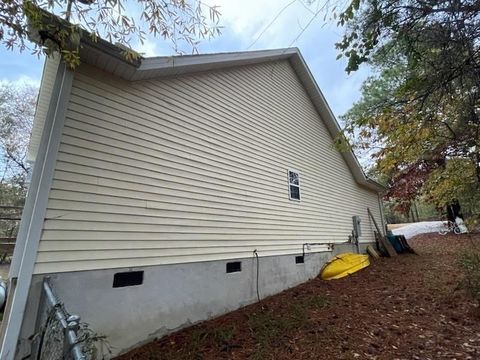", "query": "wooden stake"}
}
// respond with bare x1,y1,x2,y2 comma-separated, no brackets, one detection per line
368,208,397,257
